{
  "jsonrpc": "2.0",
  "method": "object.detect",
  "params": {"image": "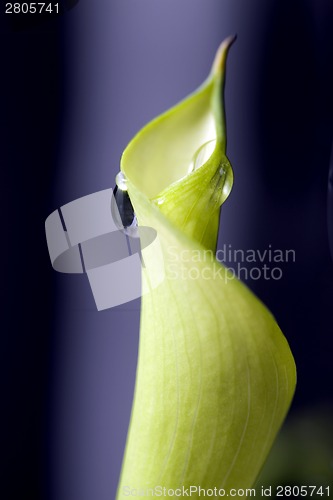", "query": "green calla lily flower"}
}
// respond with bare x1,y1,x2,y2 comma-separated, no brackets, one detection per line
116,38,296,498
